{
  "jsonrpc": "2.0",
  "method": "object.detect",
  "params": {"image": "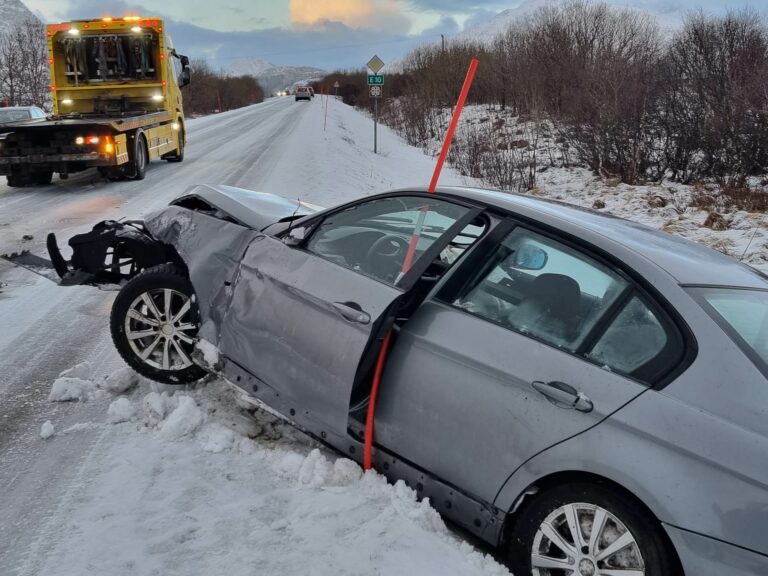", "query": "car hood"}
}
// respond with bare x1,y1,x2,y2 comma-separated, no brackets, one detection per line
170,184,321,231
